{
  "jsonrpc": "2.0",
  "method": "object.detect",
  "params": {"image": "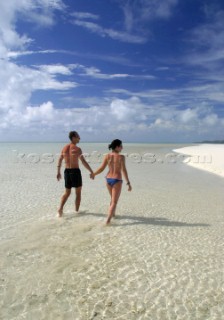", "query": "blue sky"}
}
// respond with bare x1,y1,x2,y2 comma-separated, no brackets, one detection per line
0,0,224,142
